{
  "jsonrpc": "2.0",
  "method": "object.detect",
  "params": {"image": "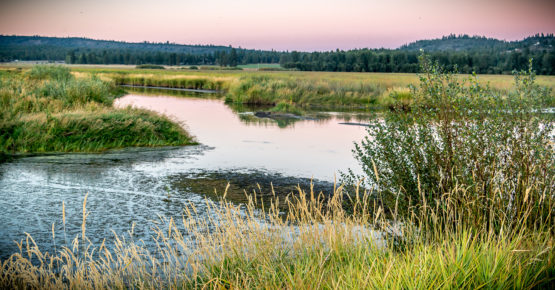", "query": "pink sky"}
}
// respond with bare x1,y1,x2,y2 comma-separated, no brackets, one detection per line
1,0,554,51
